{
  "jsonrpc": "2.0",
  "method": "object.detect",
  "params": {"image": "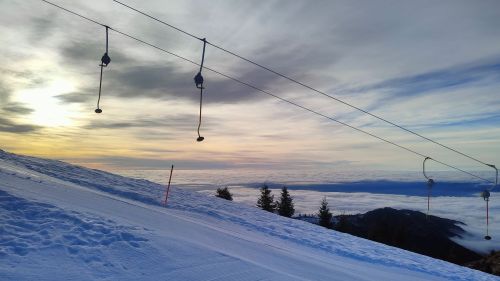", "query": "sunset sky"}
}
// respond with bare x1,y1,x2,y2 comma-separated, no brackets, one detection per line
1,0,499,175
